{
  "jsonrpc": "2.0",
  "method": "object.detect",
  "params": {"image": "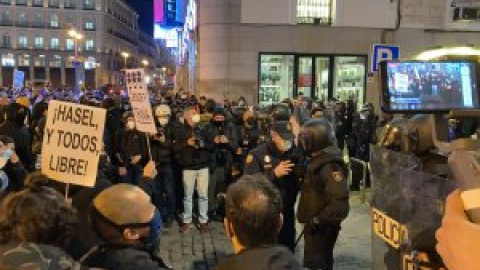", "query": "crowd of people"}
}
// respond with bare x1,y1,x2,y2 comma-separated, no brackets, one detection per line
0,85,477,270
